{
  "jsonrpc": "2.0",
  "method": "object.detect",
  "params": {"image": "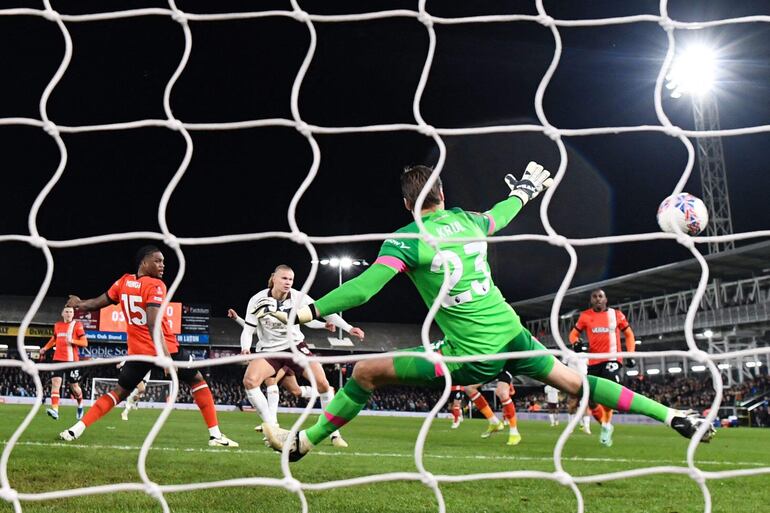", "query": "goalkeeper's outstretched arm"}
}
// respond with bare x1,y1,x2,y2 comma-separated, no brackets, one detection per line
269,264,396,324
485,161,553,234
